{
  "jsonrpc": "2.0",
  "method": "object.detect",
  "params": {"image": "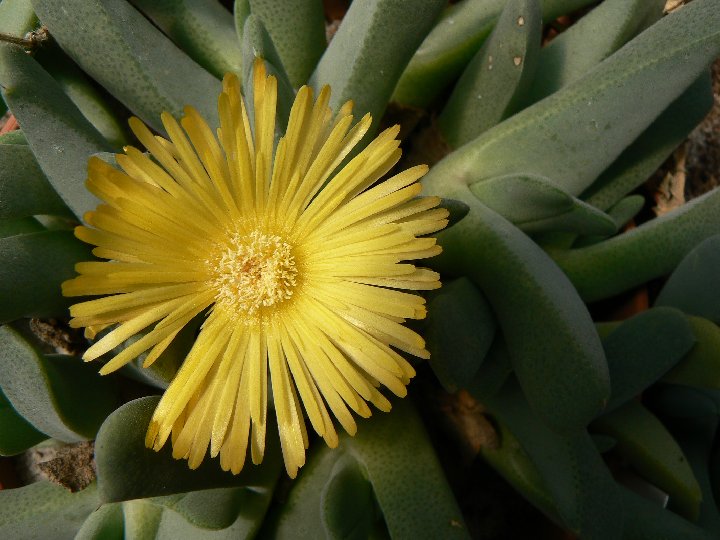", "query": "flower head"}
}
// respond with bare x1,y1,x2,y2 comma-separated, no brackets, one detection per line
63,61,448,477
